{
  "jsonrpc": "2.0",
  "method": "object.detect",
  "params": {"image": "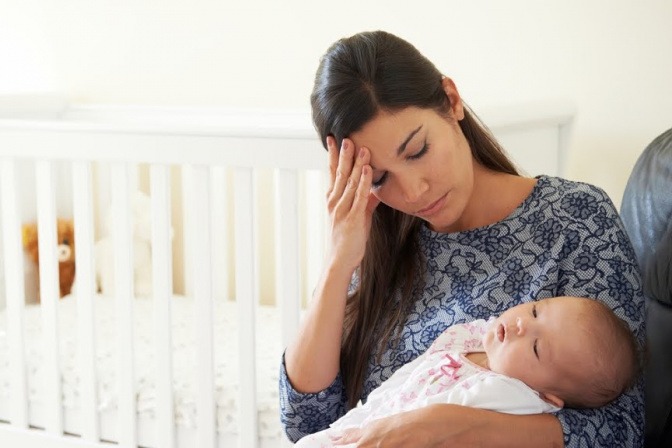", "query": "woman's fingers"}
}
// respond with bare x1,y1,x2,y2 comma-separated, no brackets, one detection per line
338,145,370,213
323,140,375,271
327,136,339,193
327,138,355,208
352,160,379,221
326,138,373,218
